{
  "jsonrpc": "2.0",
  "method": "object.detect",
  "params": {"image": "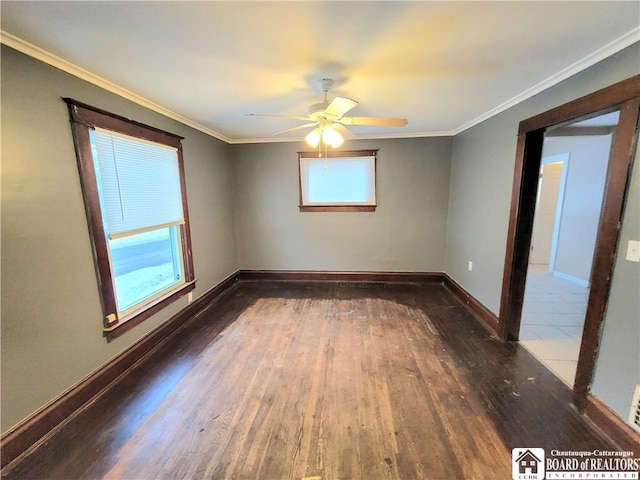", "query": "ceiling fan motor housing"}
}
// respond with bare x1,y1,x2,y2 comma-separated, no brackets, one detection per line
308,78,338,120
308,102,332,120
